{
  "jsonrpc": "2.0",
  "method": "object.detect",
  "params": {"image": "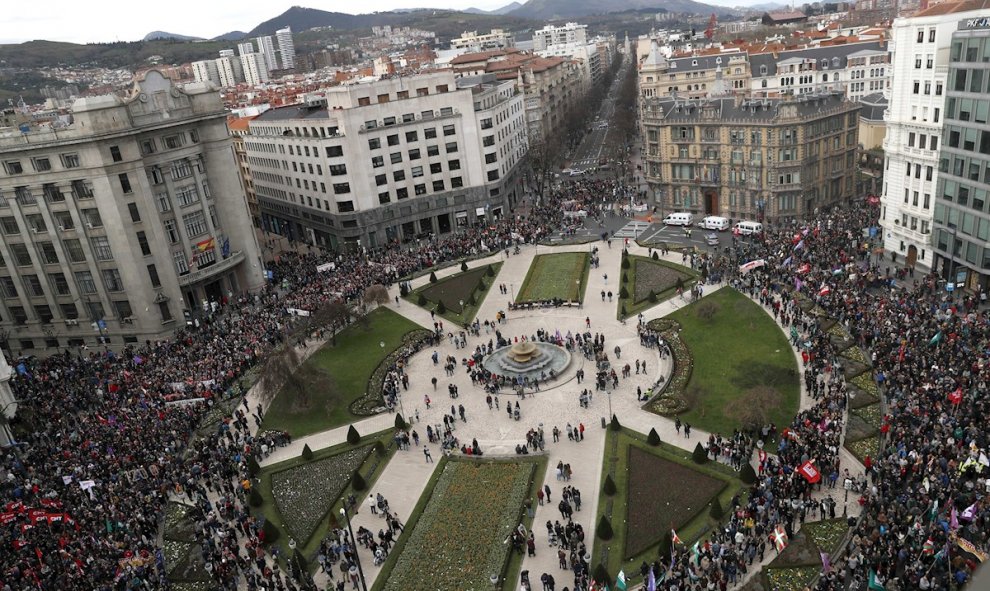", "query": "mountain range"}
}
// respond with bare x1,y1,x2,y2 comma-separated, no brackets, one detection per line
142,30,248,42
464,2,524,15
